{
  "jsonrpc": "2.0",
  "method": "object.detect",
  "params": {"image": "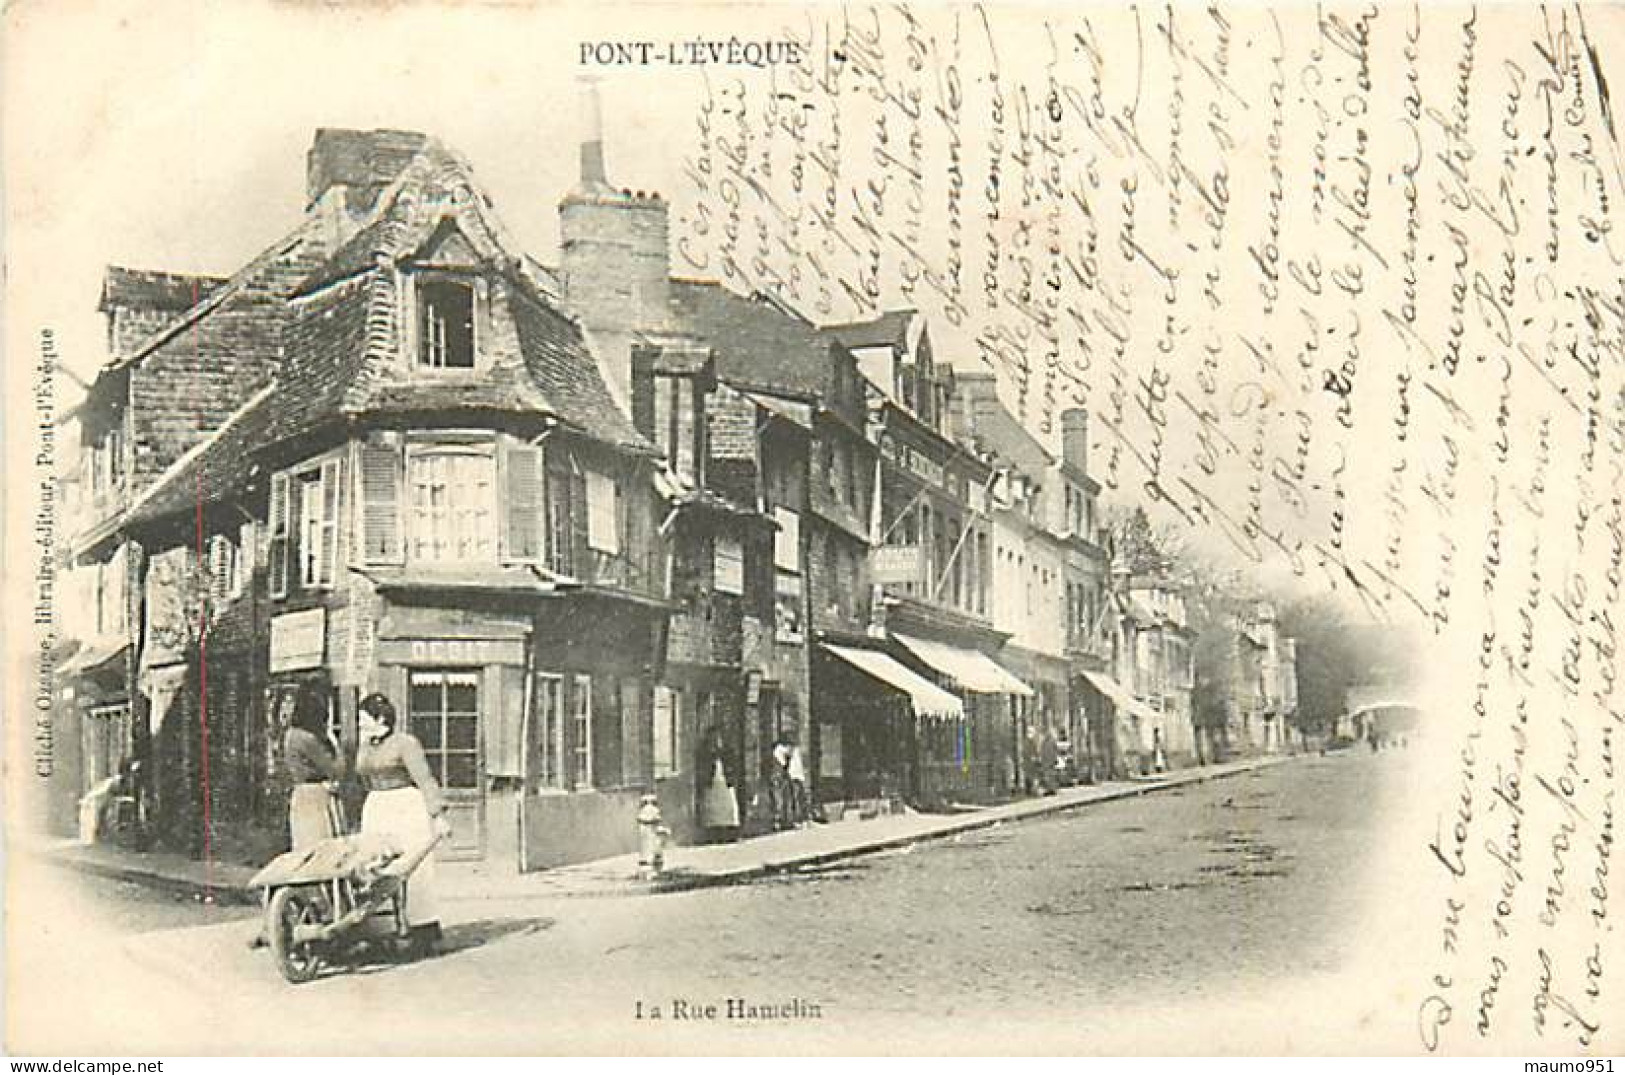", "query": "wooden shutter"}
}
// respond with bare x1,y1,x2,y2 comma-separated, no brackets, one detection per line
268,472,290,598
502,442,543,563
319,458,342,586
209,535,229,612
570,469,588,576
359,436,403,564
